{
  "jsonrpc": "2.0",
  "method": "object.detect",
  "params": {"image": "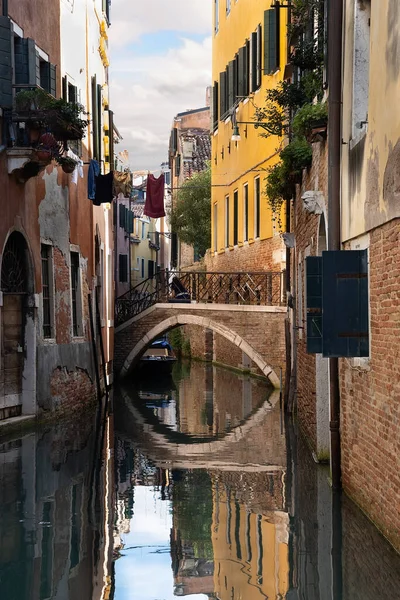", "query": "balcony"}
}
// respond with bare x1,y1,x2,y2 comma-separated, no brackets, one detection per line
4,87,88,182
